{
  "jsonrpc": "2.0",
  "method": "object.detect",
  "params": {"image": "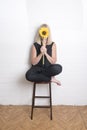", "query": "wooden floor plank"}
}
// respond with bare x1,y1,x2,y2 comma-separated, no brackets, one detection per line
0,105,87,130
77,106,87,129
